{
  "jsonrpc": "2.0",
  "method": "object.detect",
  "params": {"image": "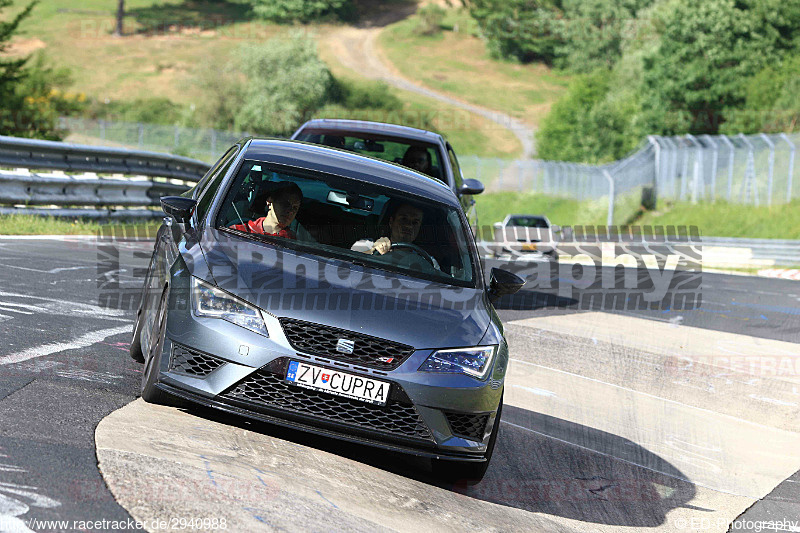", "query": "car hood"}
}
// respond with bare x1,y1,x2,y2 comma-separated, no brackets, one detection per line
197,228,490,350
